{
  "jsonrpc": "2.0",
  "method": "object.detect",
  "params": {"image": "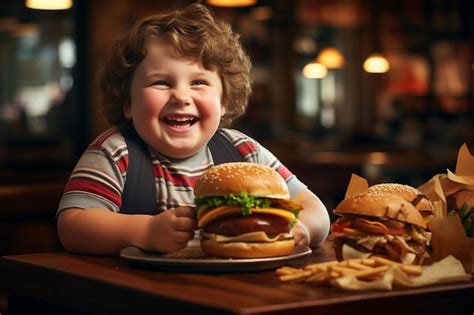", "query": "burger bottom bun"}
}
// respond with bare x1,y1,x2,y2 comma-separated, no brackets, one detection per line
200,239,295,259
